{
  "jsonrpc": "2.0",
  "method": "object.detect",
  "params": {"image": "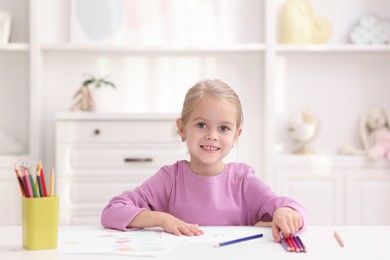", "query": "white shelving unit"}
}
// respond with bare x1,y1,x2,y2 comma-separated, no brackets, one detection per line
0,0,40,225
266,0,390,225
0,0,389,225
